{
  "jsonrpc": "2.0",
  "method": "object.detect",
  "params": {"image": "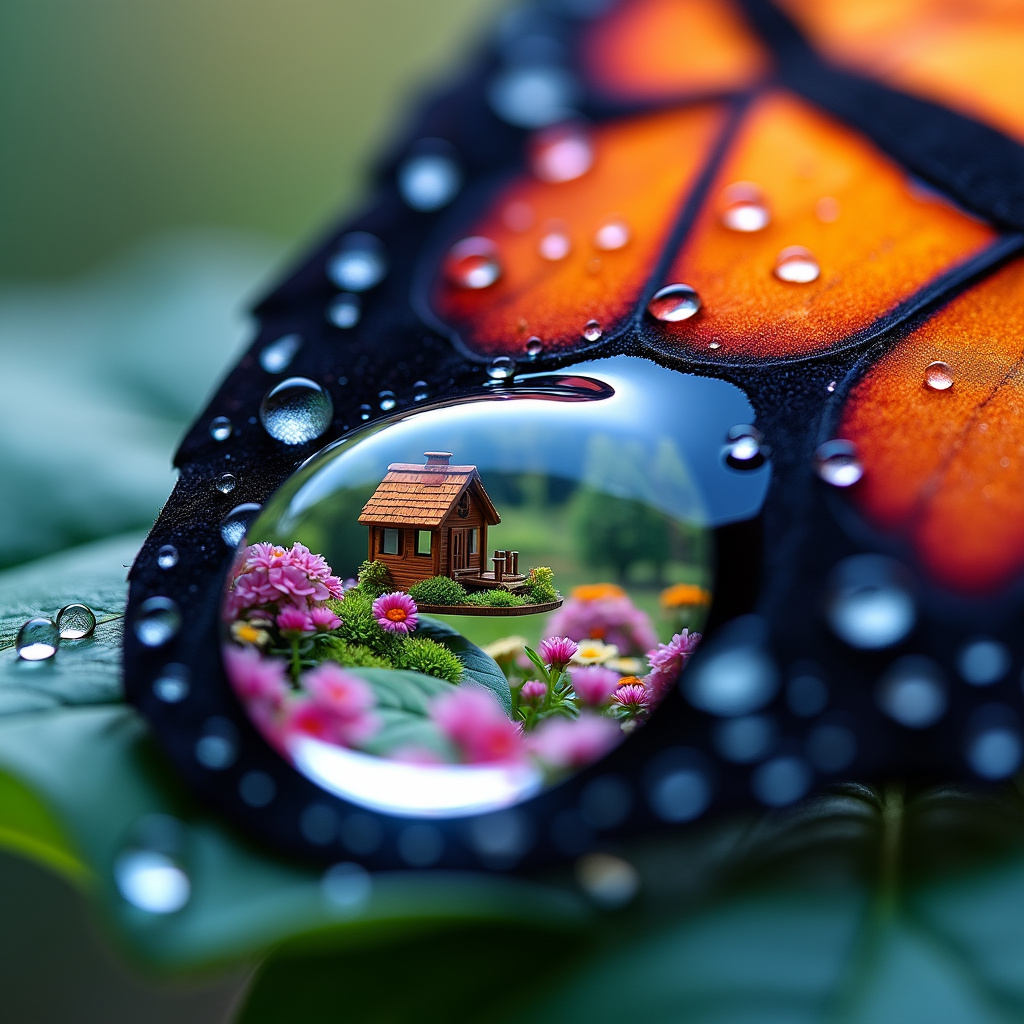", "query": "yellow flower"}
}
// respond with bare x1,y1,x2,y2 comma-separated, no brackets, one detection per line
570,582,627,602
607,657,645,676
231,620,270,648
482,635,528,663
570,639,619,665
659,583,712,609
